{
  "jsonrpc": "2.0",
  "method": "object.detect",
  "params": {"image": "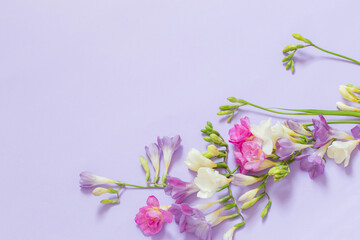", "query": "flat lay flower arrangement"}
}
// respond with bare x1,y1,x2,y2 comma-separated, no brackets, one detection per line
79,34,360,240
